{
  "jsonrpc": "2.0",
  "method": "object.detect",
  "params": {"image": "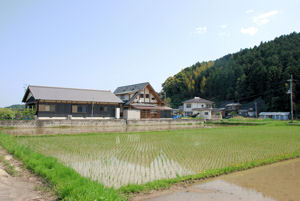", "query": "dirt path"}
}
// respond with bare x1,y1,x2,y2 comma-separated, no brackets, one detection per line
0,147,56,201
